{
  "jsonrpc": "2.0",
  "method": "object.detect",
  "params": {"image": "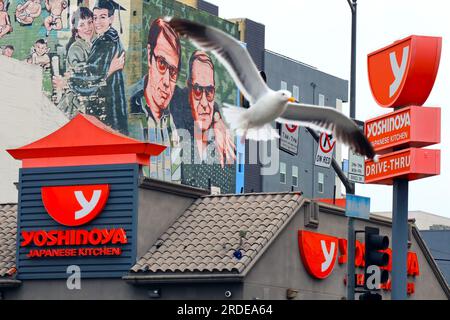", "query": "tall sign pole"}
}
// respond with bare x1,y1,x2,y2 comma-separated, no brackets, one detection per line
365,35,442,299
346,0,357,300
391,178,408,299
